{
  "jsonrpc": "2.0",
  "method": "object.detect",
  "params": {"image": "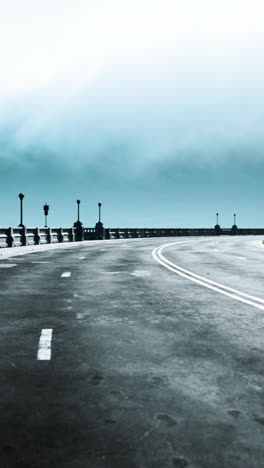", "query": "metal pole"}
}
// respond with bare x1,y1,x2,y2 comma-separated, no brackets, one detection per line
98,203,102,222
19,193,24,227
43,203,49,228
234,213,236,225
216,212,219,225
77,200,80,222
21,198,23,225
